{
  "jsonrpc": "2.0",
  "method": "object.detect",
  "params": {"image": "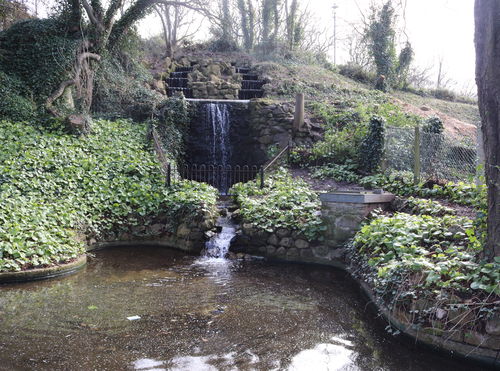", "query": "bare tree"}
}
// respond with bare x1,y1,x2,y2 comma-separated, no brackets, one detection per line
475,0,500,259
154,3,202,58
436,57,455,90
407,65,432,89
